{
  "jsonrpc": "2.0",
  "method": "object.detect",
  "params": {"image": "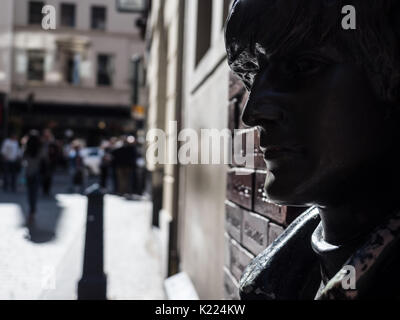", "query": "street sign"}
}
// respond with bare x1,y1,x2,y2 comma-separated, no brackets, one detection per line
116,0,147,13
